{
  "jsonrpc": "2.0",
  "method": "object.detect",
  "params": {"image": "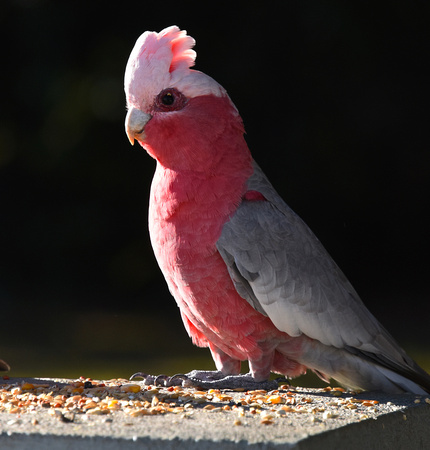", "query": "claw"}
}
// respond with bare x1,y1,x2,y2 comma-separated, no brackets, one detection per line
167,374,189,386
153,374,169,386
129,372,157,385
129,372,148,381
129,372,185,387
